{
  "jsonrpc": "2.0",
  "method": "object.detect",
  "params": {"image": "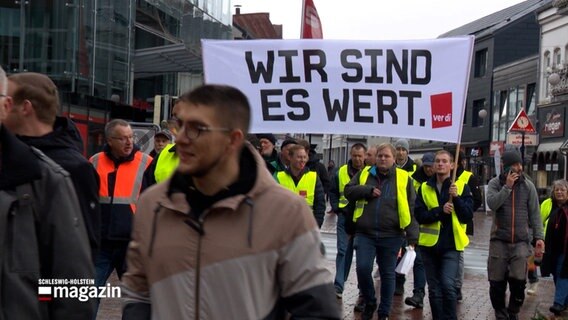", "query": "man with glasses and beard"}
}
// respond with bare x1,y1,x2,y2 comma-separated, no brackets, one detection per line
121,85,339,319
